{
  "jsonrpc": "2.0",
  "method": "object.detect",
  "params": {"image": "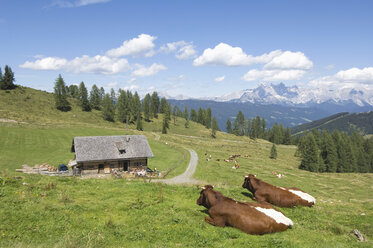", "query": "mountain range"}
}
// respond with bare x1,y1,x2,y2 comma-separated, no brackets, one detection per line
166,83,373,132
